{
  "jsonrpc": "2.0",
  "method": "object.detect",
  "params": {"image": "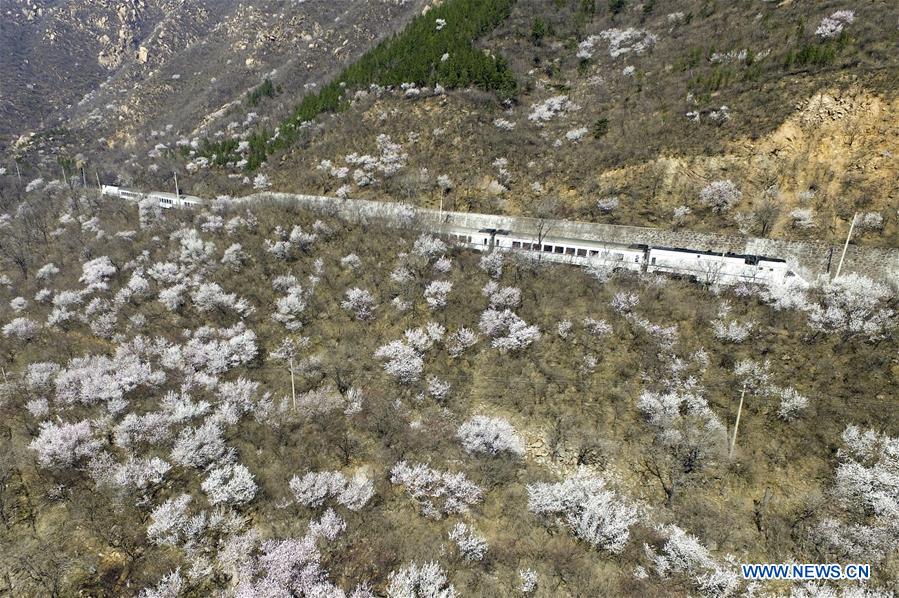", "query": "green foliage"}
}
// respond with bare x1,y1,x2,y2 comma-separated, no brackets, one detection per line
531,18,548,44
245,79,279,107
579,0,596,17
608,0,625,15
689,66,733,95
246,129,271,170
592,117,609,139
784,35,848,69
